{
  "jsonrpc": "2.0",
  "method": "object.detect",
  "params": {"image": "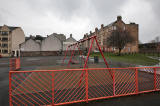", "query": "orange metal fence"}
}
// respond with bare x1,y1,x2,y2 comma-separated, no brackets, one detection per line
9,67,160,105
10,58,20,71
